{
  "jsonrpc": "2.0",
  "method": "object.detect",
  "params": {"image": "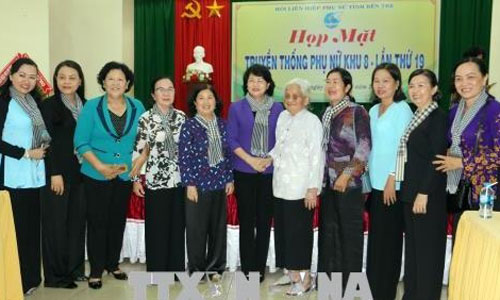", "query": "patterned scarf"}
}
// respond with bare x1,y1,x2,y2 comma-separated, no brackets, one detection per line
447,89,488,193
395,101,438,181
61,94,84,163
195,114,224,167
152,104,178,160
321,96,350,149
246,94,273,157
61,93,83,121
9,86,51,148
